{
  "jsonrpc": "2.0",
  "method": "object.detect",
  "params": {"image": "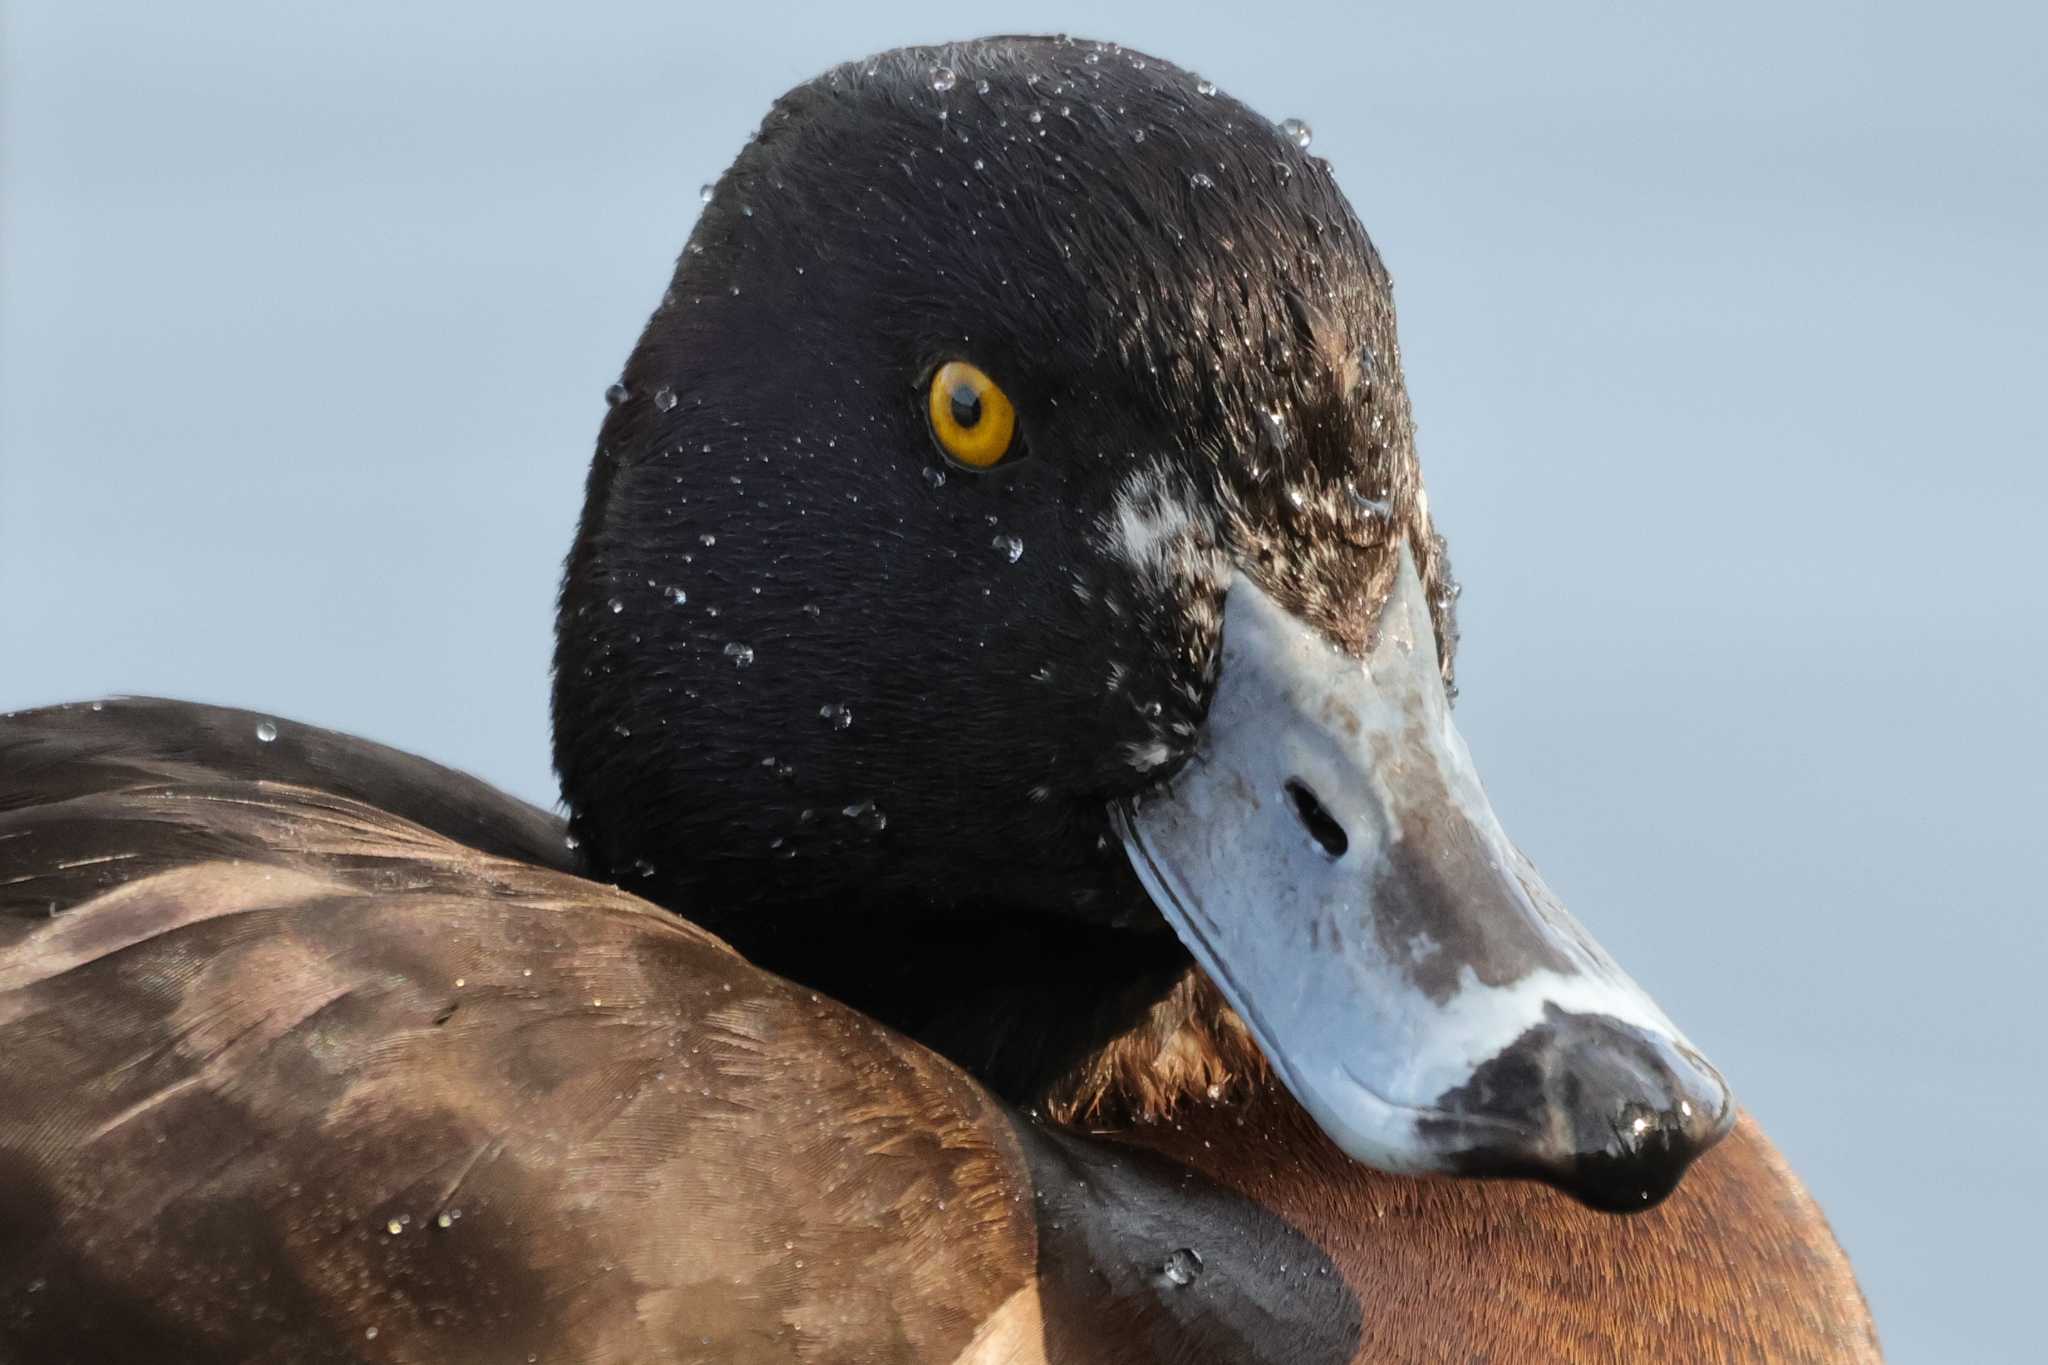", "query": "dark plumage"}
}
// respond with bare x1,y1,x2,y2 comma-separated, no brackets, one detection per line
1,35,1880,1364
